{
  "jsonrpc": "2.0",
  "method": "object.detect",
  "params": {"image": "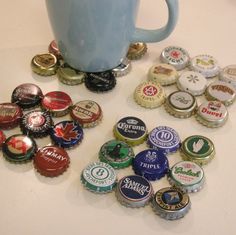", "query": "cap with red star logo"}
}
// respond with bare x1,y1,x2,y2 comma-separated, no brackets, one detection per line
50,121,84,149
160,46,190,70
2,134,37,163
